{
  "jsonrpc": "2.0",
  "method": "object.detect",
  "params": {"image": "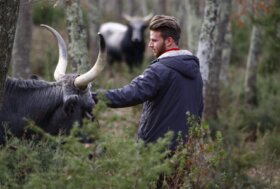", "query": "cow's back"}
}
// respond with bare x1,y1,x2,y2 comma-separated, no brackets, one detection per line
0,78,61,144
99,22,127,50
